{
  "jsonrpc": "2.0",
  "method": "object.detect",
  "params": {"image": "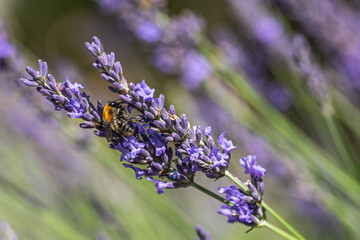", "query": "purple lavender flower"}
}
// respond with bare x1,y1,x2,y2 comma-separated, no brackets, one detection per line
83,36,240,192
0,221,18,240
218,185,259,225
21,36,238,195
95,0,213,89
0,37,15,59
240,155,266,179
270,0,360,88
135,80,155,102
20,59,101,126
195,225,212,240
181,51,213,89
291,34,329,107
